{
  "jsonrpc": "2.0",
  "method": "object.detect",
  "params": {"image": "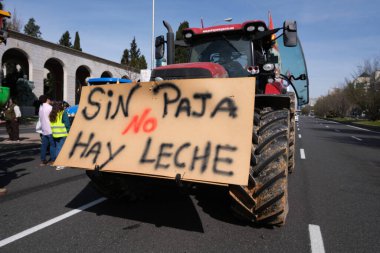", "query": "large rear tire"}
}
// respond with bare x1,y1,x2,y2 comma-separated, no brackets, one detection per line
229,107,289,226
288,92,296,173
